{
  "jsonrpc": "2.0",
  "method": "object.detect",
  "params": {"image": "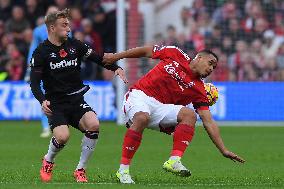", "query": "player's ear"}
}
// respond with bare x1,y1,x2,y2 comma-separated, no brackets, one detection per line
194,54,202,62
50,24,55,32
